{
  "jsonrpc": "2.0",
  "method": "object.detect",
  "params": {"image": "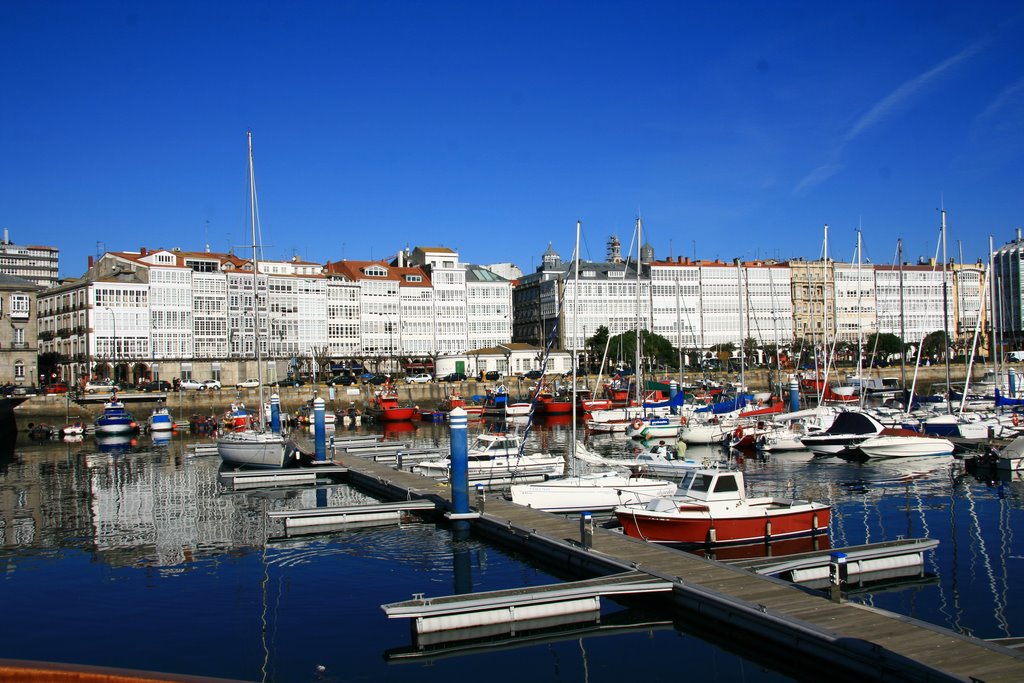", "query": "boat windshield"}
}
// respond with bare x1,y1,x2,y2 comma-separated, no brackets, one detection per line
474,437,517,452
